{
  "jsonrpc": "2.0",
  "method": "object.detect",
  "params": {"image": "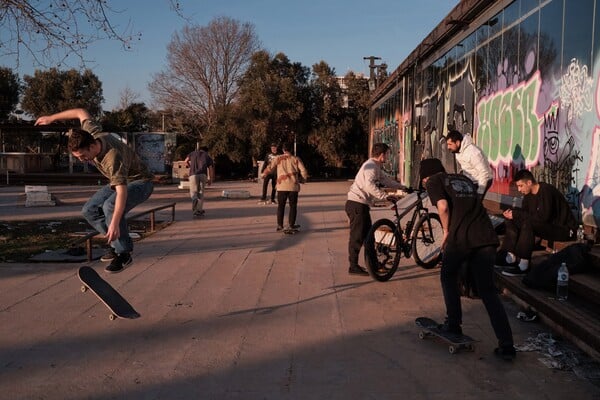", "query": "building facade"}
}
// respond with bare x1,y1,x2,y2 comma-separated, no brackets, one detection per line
370,0,600,228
